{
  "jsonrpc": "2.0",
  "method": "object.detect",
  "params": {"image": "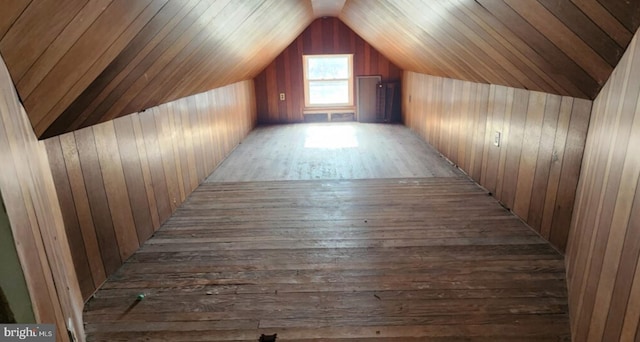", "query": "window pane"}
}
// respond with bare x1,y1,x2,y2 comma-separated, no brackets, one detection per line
308,56,349,80
309,80,349,104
